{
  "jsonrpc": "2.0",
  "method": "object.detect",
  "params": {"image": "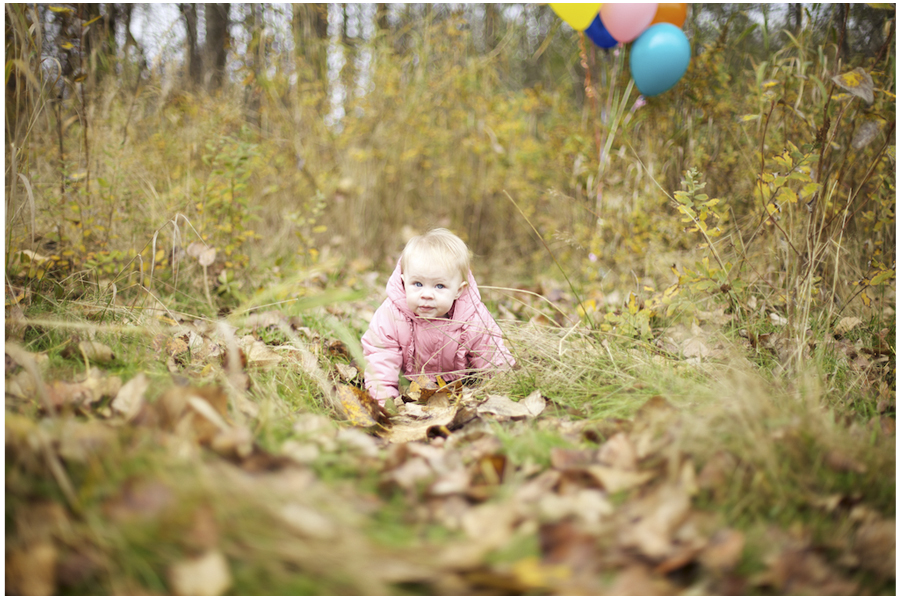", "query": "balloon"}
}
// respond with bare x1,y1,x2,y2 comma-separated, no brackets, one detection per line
629,23,691,96
649,3,688,28
585,15,618,49
549,3,602,32
599,3,658,43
